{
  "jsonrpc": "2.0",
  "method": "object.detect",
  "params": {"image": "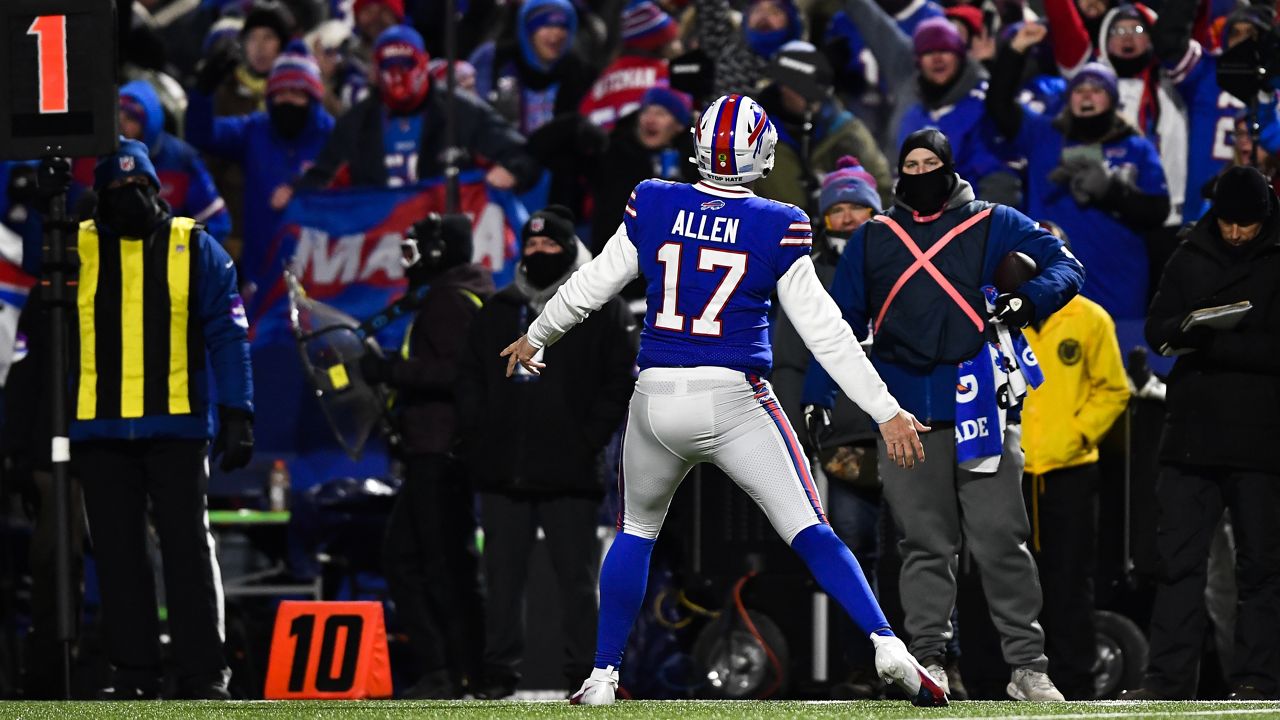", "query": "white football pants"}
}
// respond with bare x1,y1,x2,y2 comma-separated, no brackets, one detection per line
616,367,827,544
